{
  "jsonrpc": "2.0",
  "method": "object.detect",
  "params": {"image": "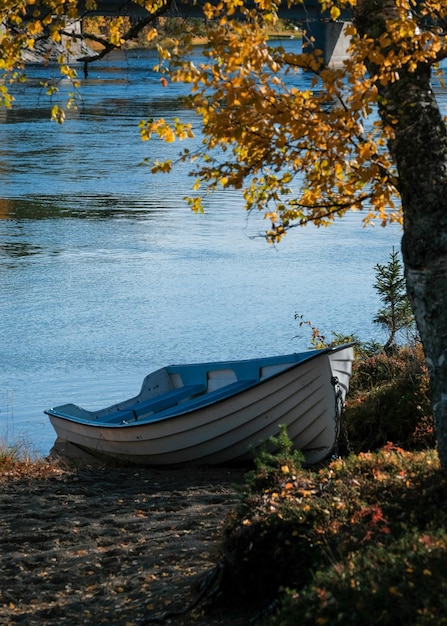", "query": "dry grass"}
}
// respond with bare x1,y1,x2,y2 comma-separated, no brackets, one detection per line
0,438,66,480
